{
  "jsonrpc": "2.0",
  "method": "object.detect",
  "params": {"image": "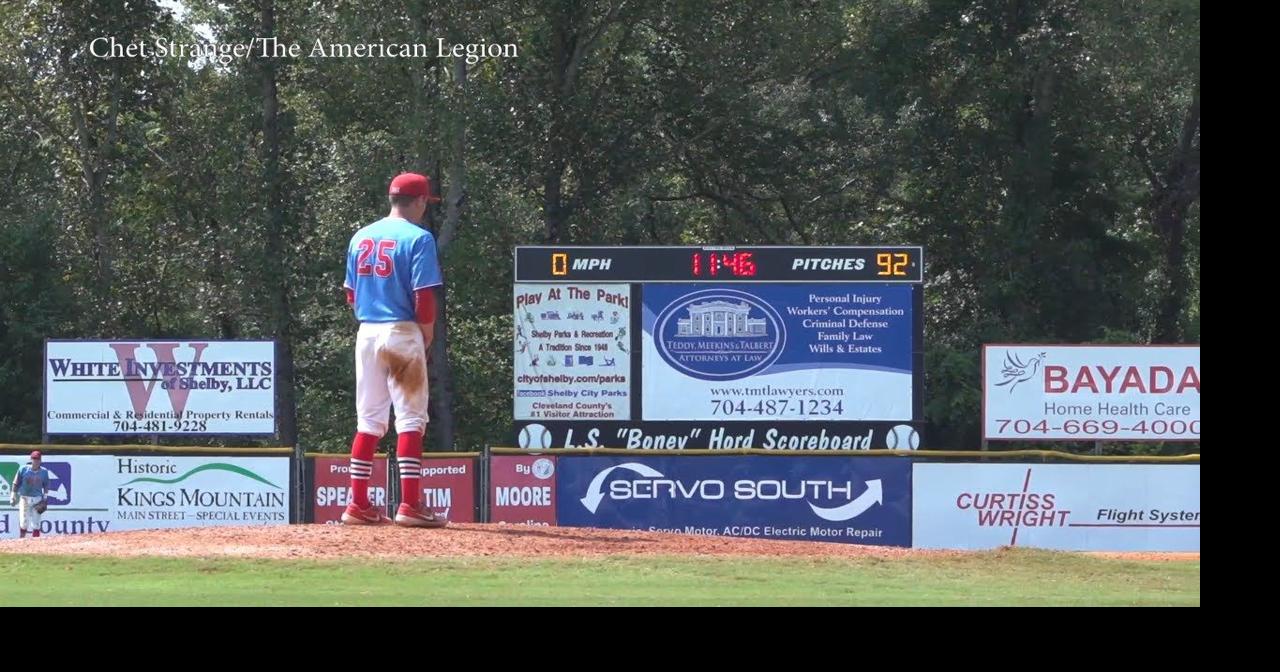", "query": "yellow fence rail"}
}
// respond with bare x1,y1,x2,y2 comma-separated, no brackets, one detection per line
488,446,1200,463
303,451,482,459
0,443,293,455
1,444,1199,463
